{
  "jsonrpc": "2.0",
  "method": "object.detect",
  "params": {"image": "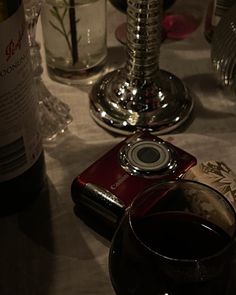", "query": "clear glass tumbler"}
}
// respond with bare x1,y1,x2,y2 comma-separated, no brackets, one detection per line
41,0,107,85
